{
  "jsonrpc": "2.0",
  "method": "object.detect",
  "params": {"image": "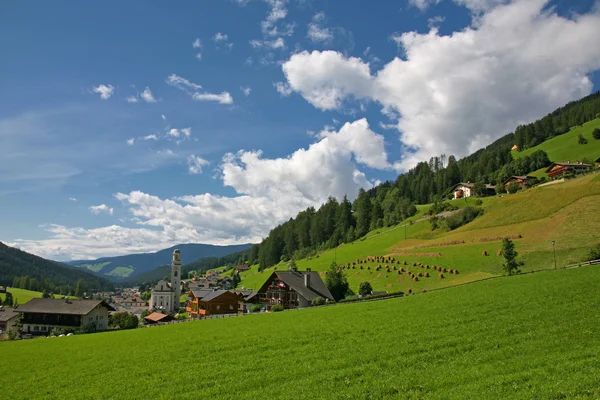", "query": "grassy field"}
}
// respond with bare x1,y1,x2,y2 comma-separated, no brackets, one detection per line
78,261,112,273
1,288,48,304
240,174,600,293
2,266,600,399
106,265,135,277
514,117,600,163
